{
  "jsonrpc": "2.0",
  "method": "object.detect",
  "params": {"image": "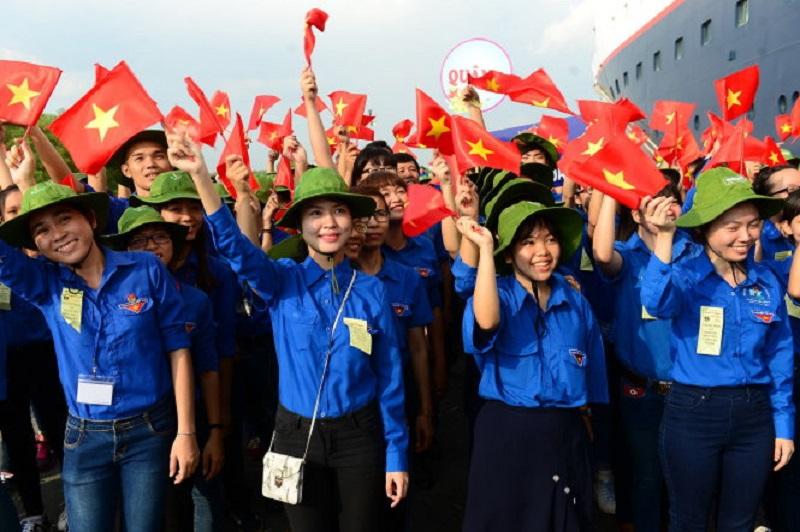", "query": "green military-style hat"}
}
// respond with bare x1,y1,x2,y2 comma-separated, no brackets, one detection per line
484,178,555,233
101,206,188,250
0,181,109,250
253,171,290,204
129,171,201,207
275,167,376,229
469,166,503,192
676,167,783,228
494,201,583,272
511,133,559,169
478,170,516,207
